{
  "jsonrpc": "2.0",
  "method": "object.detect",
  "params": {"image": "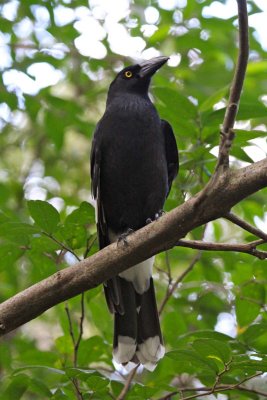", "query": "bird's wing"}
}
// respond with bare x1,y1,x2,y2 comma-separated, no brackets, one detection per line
161,119,179,196
90,125,123,313
90,125,108,248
